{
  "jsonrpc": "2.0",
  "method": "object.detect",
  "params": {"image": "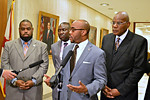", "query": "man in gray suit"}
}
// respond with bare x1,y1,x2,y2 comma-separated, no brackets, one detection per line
44,22,70,100
60,20,107,100
1,19,49,100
